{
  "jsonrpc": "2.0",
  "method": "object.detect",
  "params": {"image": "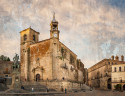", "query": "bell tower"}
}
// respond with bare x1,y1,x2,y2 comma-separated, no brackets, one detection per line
50,13,60,80
20,27,39,81
50,13,60,39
